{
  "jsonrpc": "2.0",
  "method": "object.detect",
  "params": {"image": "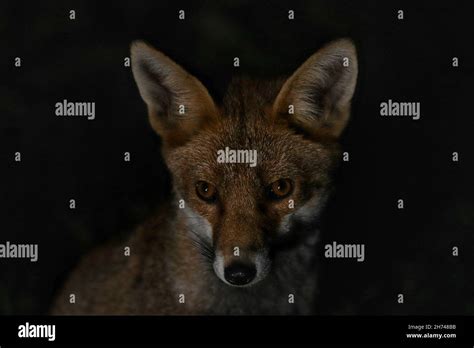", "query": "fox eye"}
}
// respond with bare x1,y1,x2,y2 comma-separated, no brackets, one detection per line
195,181,217,202
267,179,293,200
